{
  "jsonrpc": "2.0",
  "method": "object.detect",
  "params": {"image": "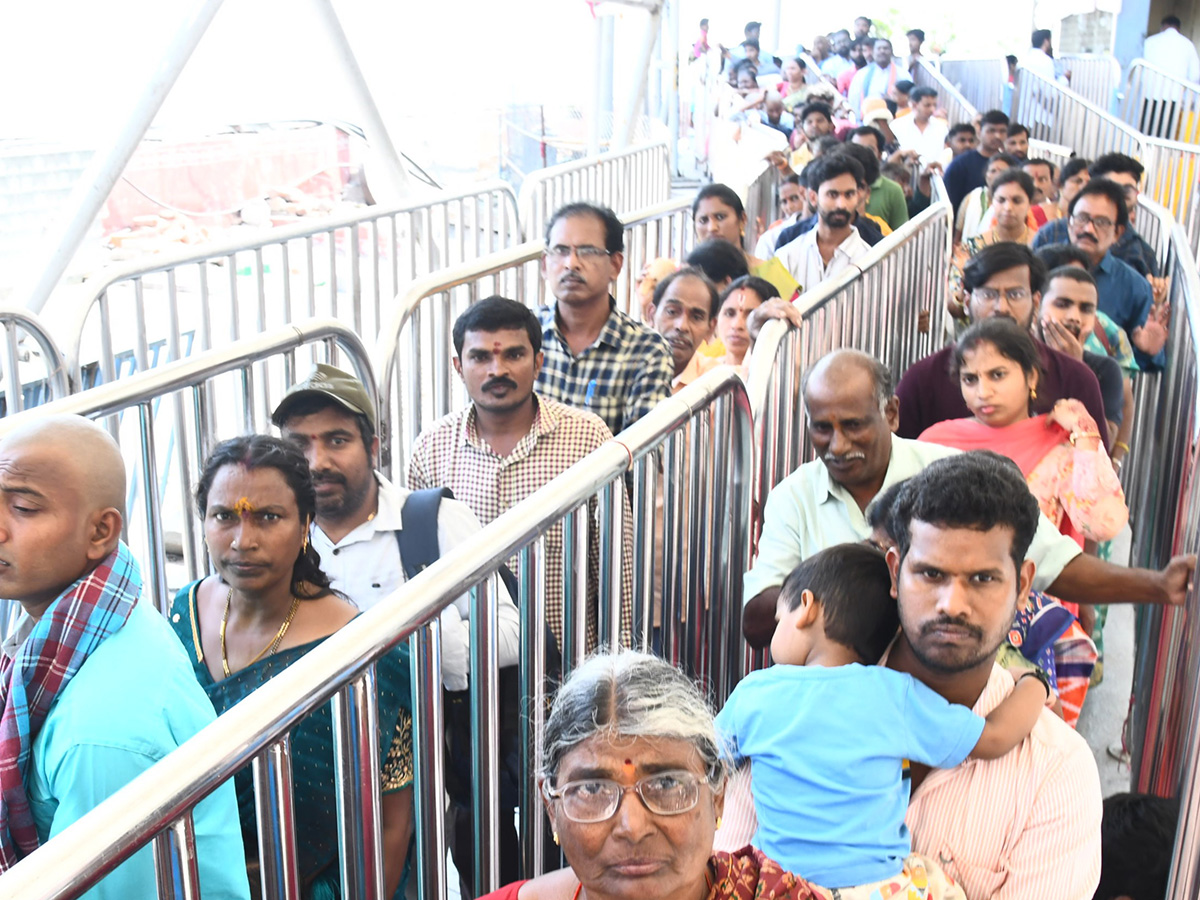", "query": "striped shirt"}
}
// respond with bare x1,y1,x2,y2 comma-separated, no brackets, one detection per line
714,664,1102,899
535,298,674,436
405,394,632,647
